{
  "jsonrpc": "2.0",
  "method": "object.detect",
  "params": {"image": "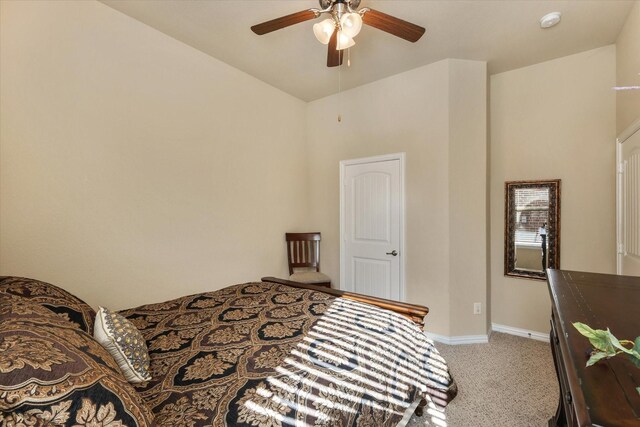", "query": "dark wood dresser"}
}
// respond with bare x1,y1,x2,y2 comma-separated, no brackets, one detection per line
547,269,640,427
